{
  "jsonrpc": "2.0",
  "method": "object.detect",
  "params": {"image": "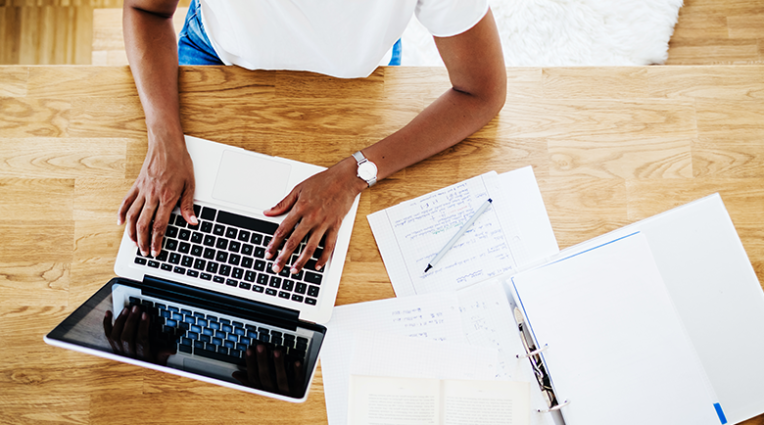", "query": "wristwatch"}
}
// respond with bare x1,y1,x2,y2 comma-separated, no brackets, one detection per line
352,151,378,187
